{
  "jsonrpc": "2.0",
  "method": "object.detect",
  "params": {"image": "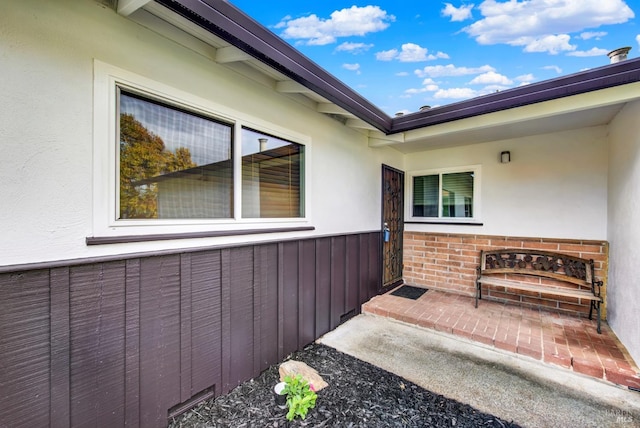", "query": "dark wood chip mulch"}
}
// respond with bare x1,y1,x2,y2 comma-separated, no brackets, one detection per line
169,343,521,427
